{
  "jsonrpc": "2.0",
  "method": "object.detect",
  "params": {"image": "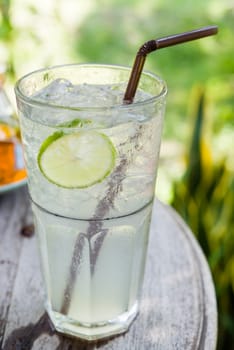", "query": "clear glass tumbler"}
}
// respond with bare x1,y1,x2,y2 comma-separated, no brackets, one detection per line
15,64,167,340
